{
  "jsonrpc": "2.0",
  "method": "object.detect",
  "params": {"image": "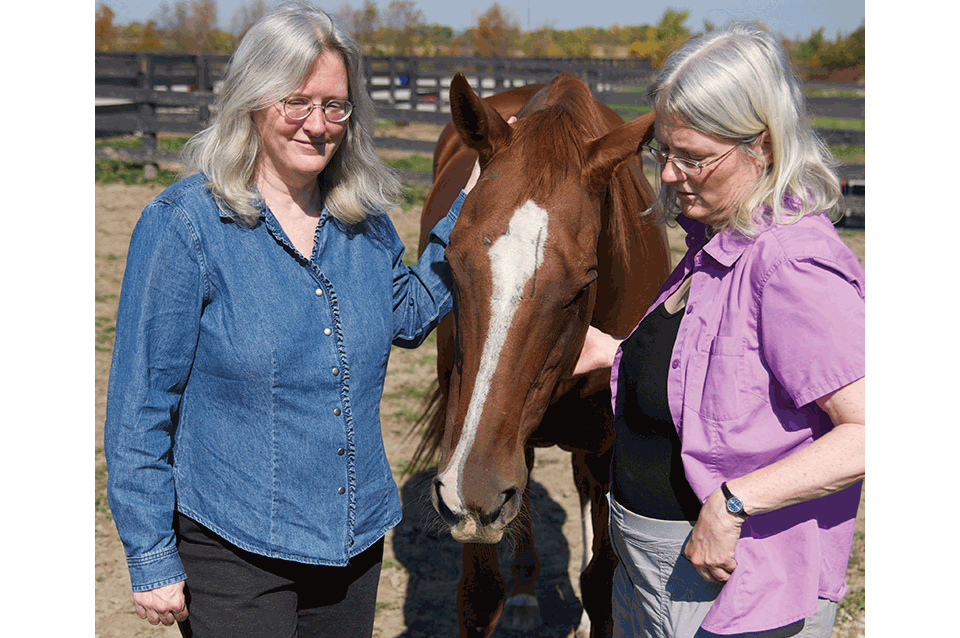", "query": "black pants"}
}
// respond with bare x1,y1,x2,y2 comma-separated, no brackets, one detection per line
175,513,383,638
